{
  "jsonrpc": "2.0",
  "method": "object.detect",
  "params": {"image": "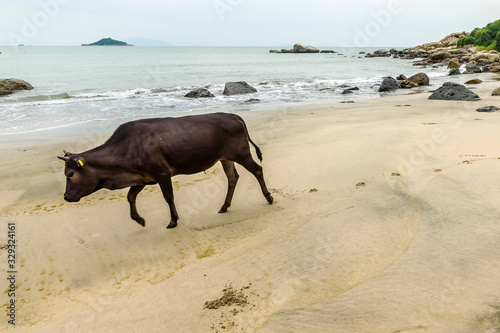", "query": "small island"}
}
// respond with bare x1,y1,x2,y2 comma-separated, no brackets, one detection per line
81,38,133,46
